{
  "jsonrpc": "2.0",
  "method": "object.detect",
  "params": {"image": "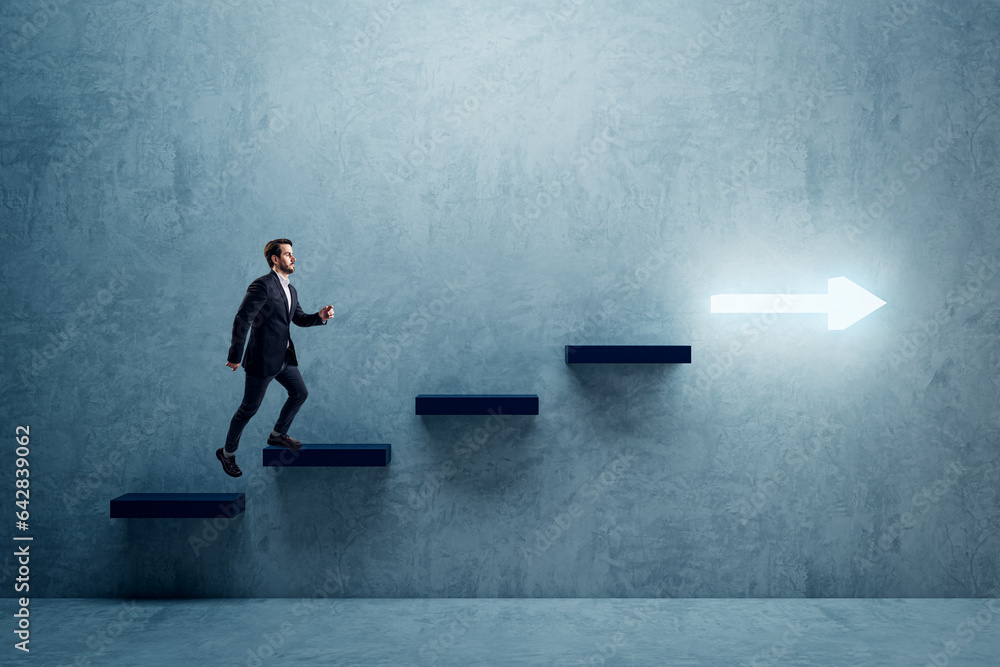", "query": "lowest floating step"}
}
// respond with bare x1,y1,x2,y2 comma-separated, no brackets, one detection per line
565,345,692,364
263,444,391,467
416,394,539,415
110,493,245,519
